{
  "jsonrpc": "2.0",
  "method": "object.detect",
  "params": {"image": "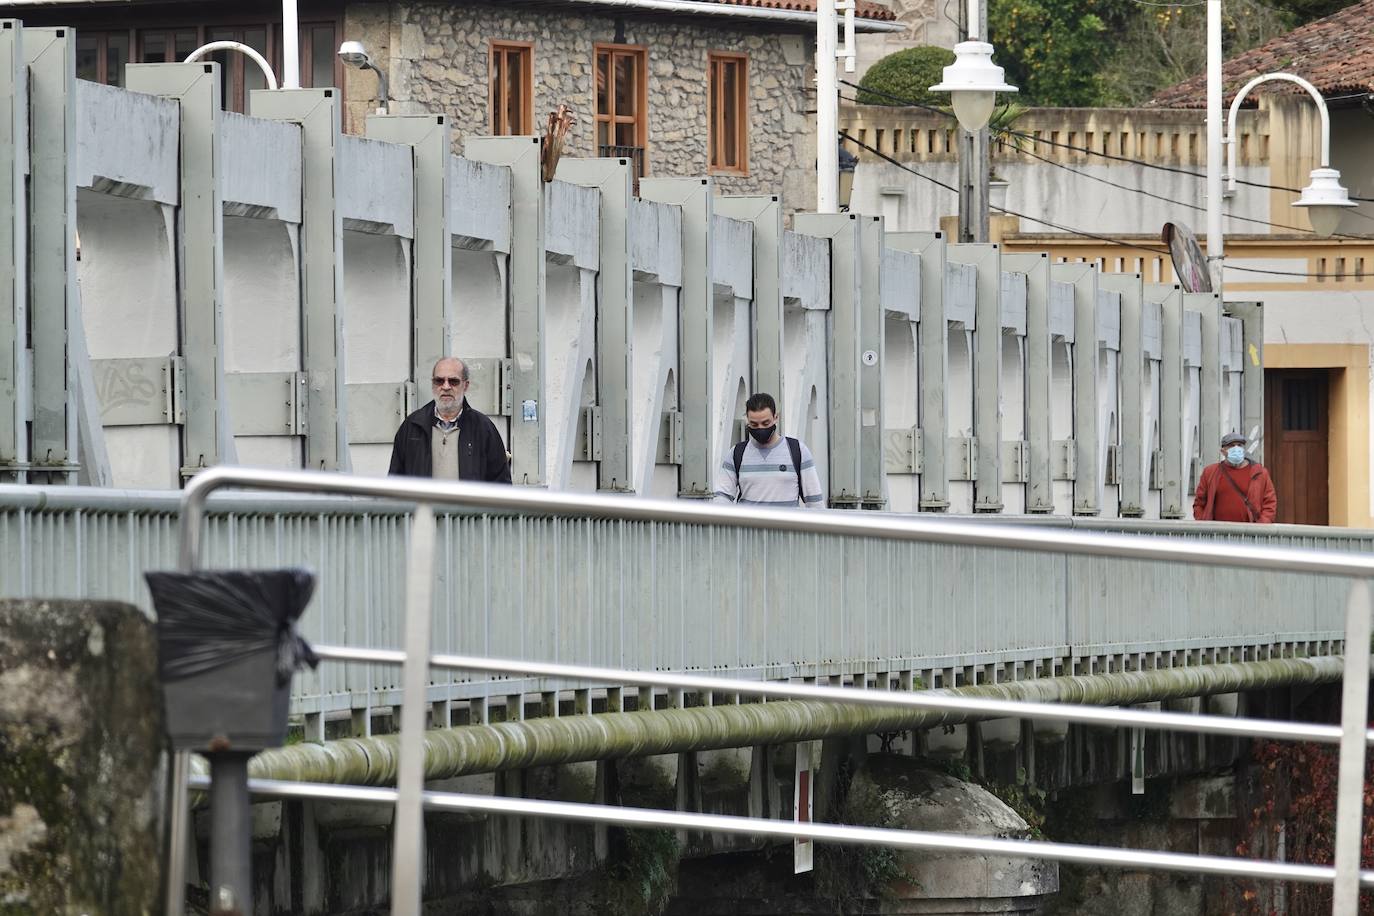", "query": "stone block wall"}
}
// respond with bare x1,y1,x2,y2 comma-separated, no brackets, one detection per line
343,0,818,211
0,600,164,915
